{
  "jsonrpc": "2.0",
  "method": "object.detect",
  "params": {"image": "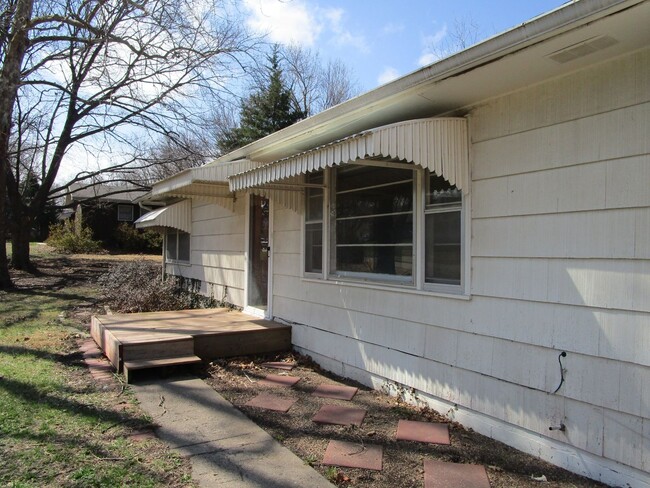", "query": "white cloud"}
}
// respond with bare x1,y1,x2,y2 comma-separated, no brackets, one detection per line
377,66,400,85
242,0,323,47
324,6,369,53
323,7,343,26
241,1,369,53
332,30,369,53
417,24,447,67
417,52,439,67
382,22,405,35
